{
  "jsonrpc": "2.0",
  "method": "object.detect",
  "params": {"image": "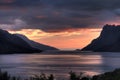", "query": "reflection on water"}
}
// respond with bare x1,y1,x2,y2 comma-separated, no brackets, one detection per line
0,52,120,79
